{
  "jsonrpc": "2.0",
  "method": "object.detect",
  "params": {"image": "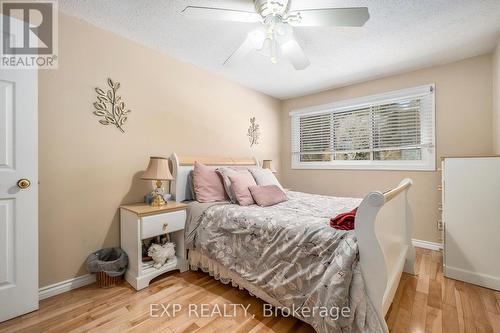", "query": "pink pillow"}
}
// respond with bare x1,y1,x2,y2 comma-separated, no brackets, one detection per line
228,171,257,206
193,161,227,202
216,167,251,203
249,185,288,207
